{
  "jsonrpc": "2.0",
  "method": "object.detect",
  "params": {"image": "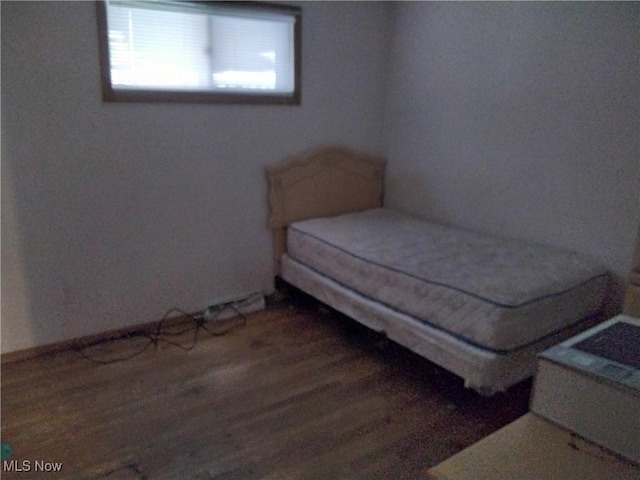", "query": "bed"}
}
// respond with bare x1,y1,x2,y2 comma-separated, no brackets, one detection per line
266,145,610,394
